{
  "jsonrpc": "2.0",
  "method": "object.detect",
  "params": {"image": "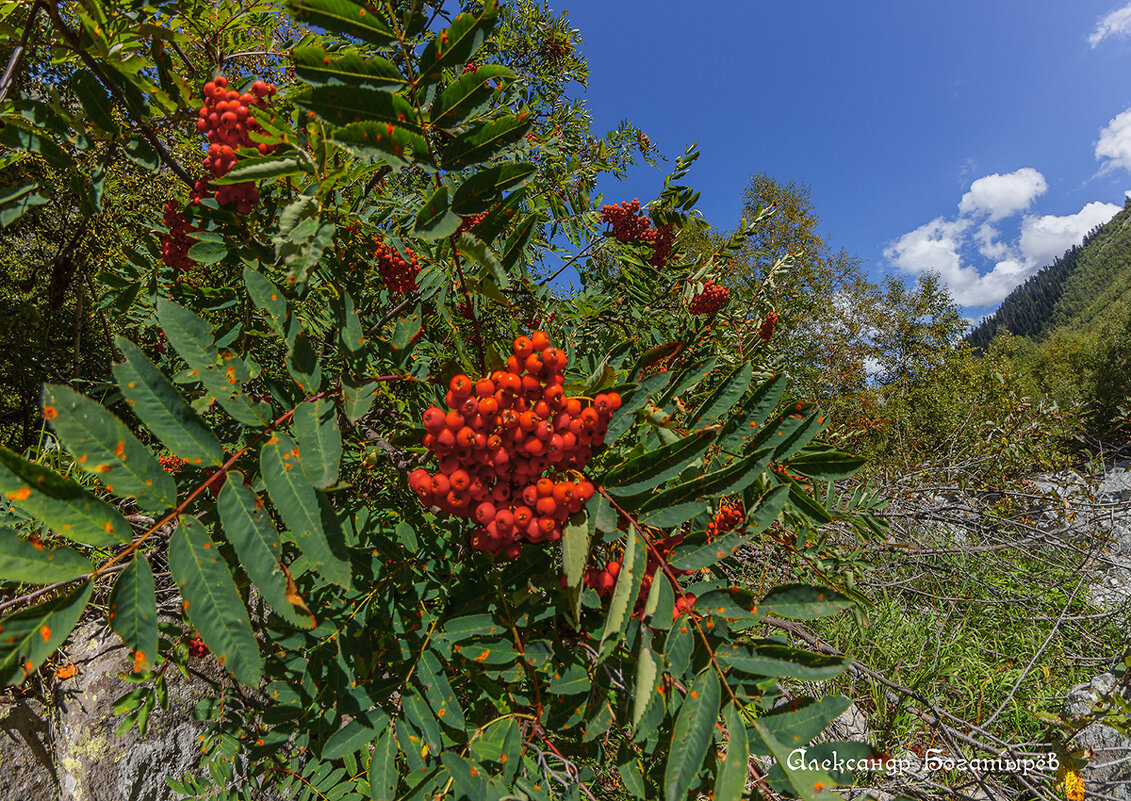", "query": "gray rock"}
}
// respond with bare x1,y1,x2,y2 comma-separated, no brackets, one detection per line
825,702,870,743
1074,723,1131,801
0,698,58,801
